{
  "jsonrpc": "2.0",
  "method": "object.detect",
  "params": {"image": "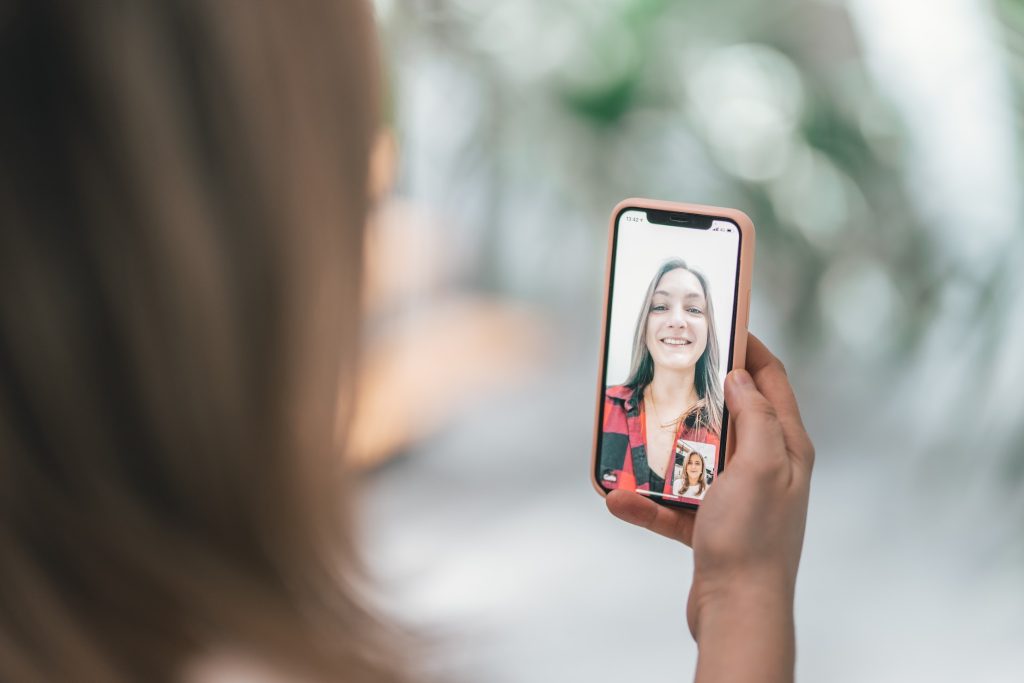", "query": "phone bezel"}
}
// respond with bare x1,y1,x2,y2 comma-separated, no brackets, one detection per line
591,198,756,509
